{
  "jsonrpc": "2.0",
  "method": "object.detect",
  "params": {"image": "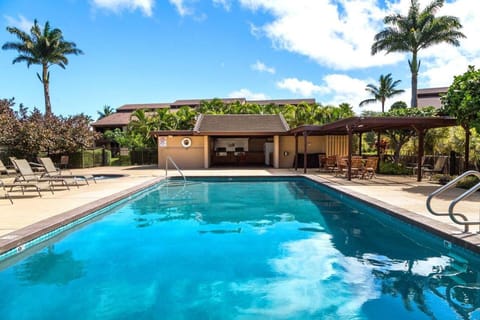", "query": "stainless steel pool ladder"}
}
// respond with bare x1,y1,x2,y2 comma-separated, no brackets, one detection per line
165,156,187,184
426,170,480,232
